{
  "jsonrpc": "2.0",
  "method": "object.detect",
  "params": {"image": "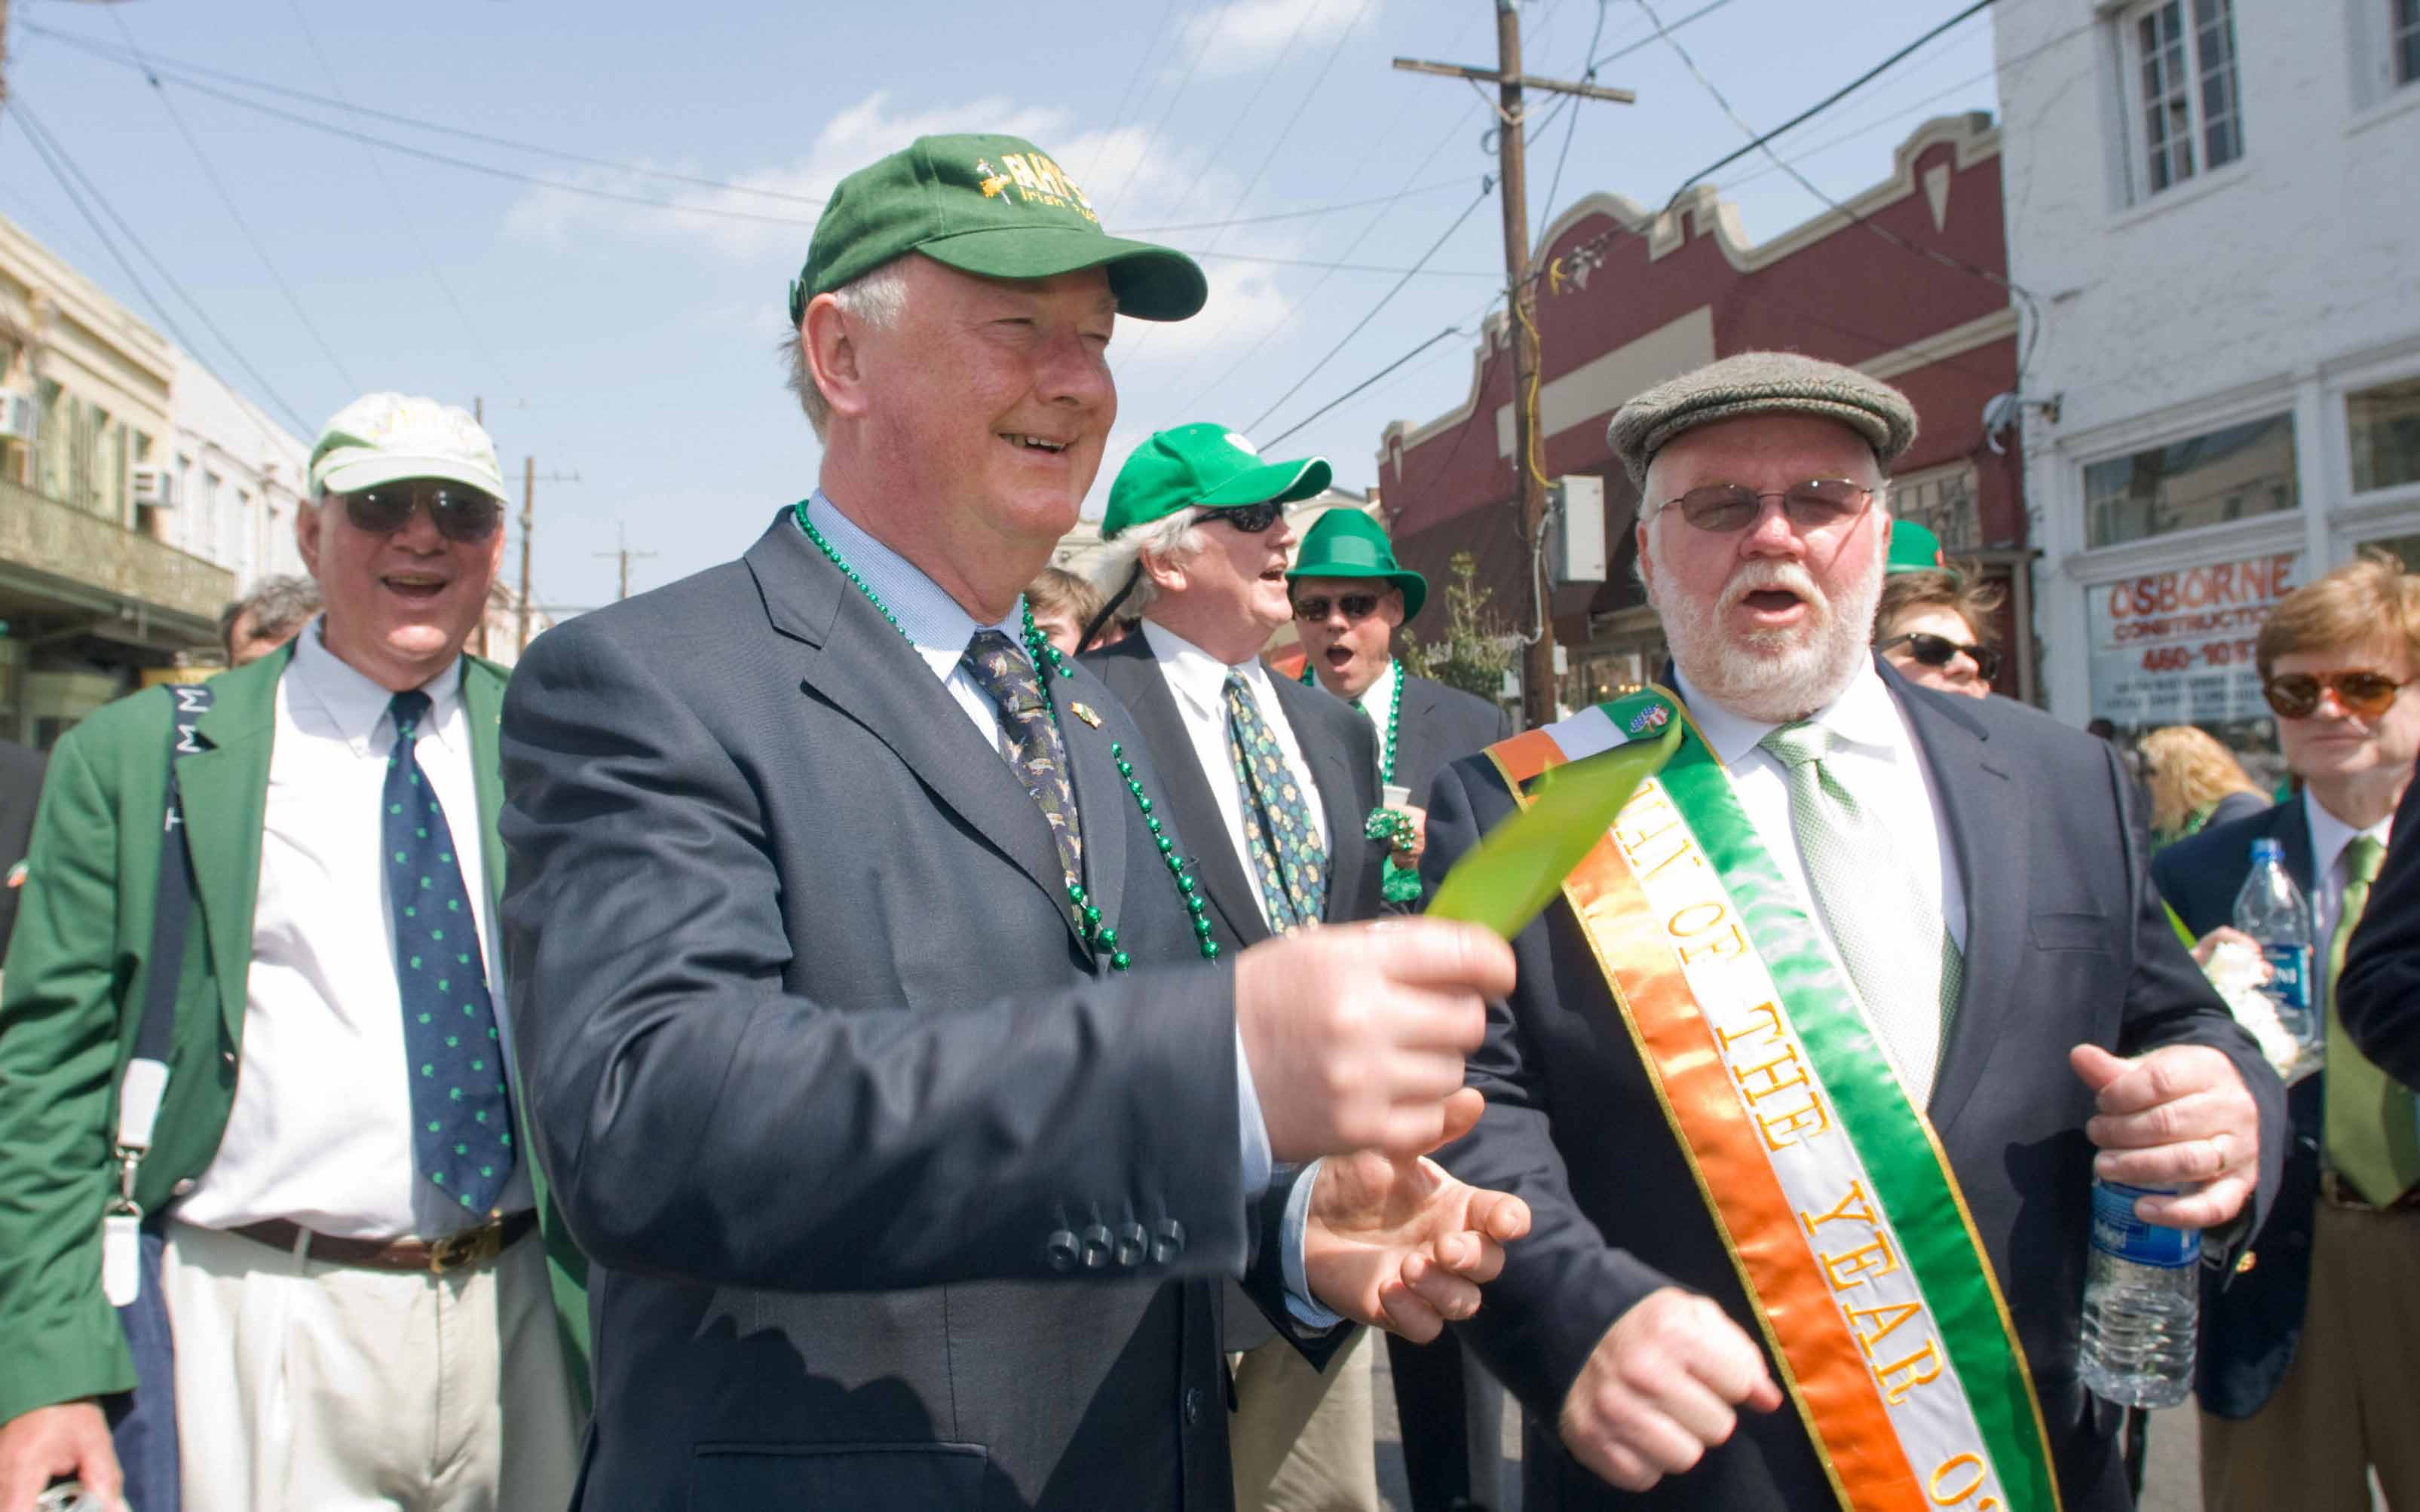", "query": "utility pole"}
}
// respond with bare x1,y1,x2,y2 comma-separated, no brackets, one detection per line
594,525,655,602
1395,5,1634,728
516,455,533,653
